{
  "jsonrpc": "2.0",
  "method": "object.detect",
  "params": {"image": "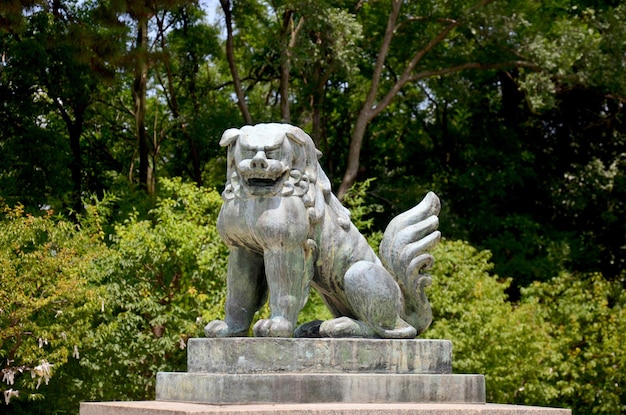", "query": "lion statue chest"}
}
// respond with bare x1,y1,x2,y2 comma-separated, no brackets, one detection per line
217,195,310,254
